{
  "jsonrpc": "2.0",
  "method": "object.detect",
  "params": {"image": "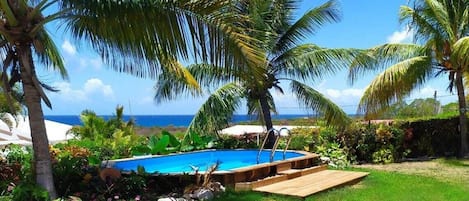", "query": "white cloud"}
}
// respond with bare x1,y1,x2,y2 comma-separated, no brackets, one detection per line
387,26,413,43
84,78,114,97
51,78,115,102
54,82,87,101
343,88,364,97
77,57,103,71
326,89,341,98
61,40,76,55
